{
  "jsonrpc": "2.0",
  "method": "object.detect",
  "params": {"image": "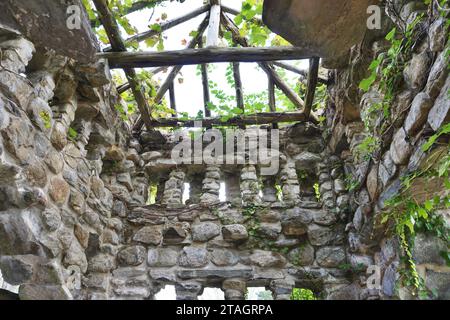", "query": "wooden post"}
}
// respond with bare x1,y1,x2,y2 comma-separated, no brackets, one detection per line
206,0,221,47
92,0,153,132
232,62,244,112
169,82,177,117
303,57,320,118
268,78,278,129
198,37,211,117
